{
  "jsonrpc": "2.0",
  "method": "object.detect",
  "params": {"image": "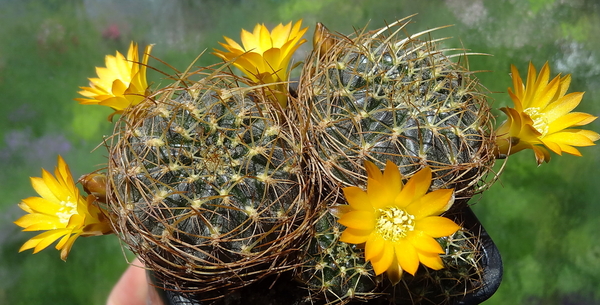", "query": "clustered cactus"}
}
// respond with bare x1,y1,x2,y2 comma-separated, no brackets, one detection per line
15,15,599,305
104,18,495,303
